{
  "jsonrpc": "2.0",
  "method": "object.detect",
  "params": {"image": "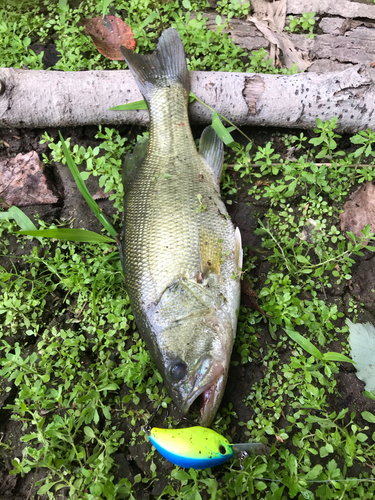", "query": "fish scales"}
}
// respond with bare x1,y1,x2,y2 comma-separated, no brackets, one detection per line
120,29,241,426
